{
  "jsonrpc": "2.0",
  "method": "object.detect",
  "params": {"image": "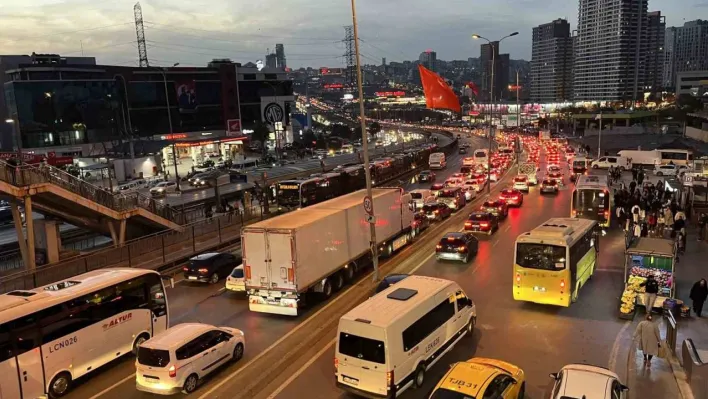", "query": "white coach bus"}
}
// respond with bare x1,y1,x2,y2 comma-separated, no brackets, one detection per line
0,268,168,398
